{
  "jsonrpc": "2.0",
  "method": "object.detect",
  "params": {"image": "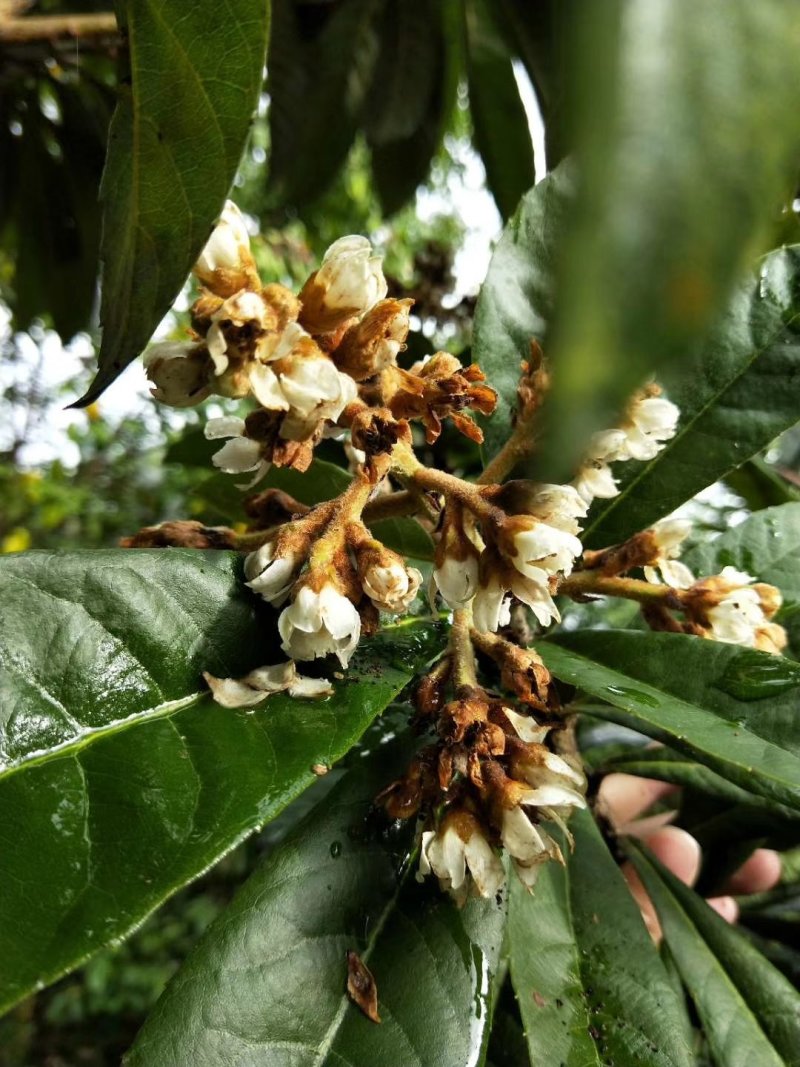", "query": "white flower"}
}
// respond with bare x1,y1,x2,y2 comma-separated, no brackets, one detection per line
206,290,268,375
418,816,504,903
573,462,620,503
501,808,563,888
363,562,422,614
278,356,358,440
203,660,333,708
472,570,559,634
433,553,479,610
510,520,582,579
204,416,269,487
244,540,298,606
527,484,588,535
278,583,361,667
643,518,694,588
705,568,775,648
512,748,587,810
472,577,512,633
316,235,387,316
572,429,630,503
195,200,251,277
143,341,212,408
624,395,680,461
